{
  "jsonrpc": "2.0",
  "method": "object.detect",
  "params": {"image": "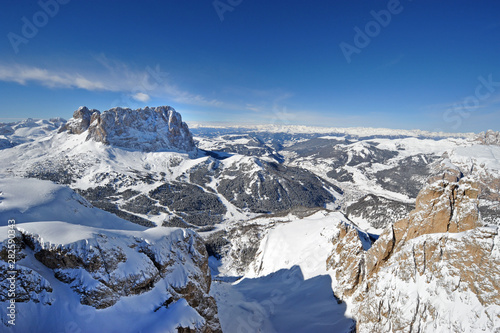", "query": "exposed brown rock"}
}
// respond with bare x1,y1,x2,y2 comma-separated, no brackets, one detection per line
405,177,480,241
354,226,500,332
326,223,365,298
327,168,500,332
